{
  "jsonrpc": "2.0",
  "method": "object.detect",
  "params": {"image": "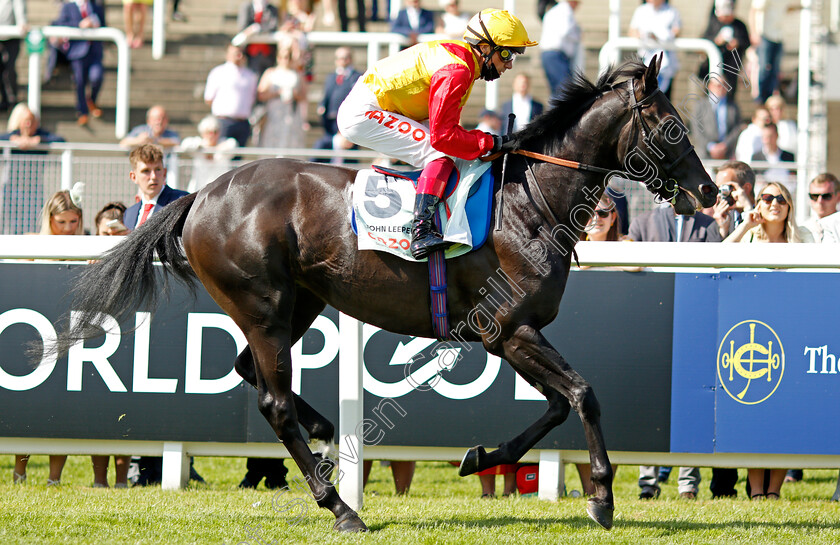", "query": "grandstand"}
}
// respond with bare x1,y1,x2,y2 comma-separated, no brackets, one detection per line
17,0,812,145
3,0,835,228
